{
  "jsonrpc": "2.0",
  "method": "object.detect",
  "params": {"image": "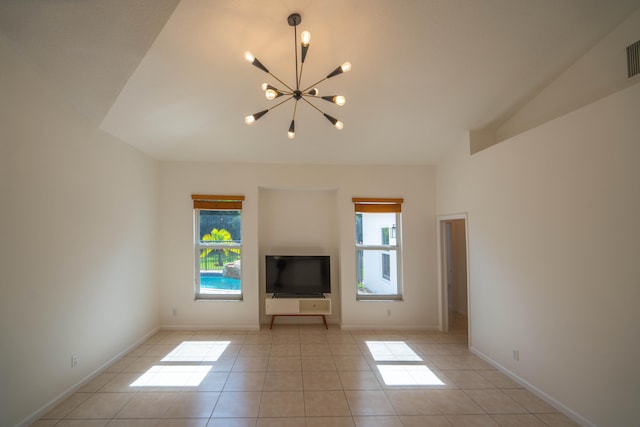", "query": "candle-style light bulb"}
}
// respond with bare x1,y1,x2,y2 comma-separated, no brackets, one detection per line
300,31,311,63
327,61,352,79
301,31,311,46
324,113,344,130
288,120,295,139
245,110,268,125
244,51,269,73
265,89,277,100
321,95,346,106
